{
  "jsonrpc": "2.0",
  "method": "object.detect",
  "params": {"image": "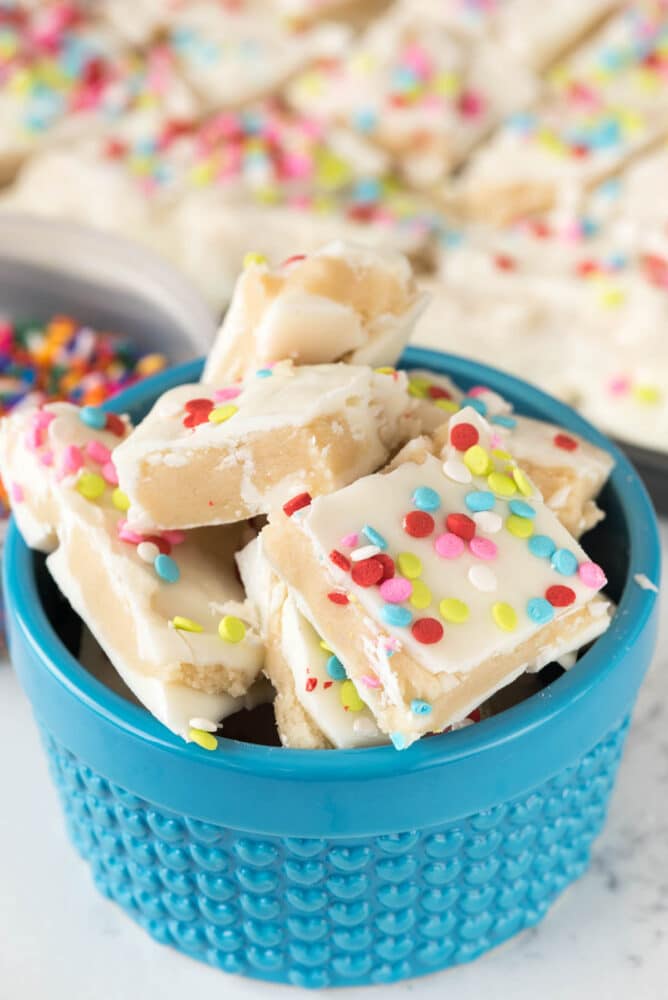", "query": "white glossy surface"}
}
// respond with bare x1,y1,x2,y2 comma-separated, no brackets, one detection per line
0,522,666,1000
